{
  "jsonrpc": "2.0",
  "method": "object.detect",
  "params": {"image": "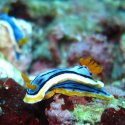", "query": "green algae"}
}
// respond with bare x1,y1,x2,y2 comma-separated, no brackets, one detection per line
72,103,105,124
72,97,125,124
0,52,4,59
107,97,125,110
